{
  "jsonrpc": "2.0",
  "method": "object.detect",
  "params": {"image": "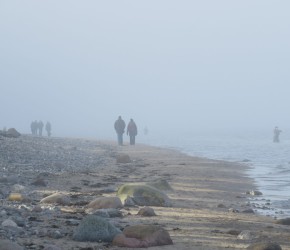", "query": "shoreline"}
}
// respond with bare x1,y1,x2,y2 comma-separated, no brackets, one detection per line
0,135,290,249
